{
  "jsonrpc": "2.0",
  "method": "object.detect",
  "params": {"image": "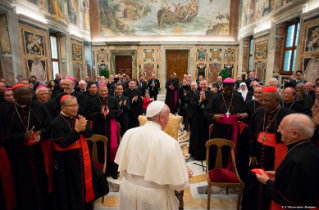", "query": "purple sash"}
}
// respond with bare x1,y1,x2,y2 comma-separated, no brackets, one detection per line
174,90,178,109
215,114,238,170
110,118,118,162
